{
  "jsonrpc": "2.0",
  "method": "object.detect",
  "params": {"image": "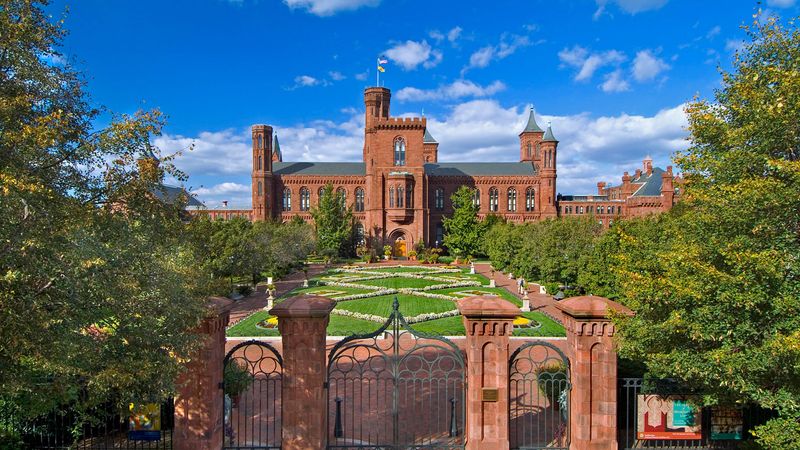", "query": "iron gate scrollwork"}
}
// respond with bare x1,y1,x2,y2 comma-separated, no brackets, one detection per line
509,341,570,450
327,298,466,449
222,340,282,450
